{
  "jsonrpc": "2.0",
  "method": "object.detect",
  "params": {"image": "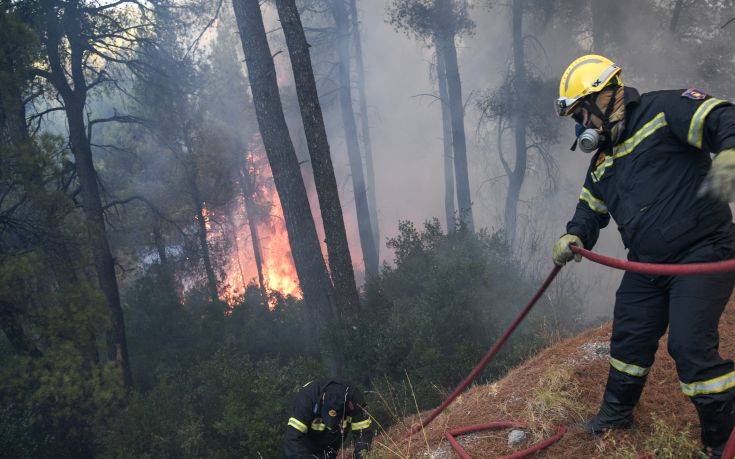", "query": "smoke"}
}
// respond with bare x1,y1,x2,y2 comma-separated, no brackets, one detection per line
201,0,735,318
